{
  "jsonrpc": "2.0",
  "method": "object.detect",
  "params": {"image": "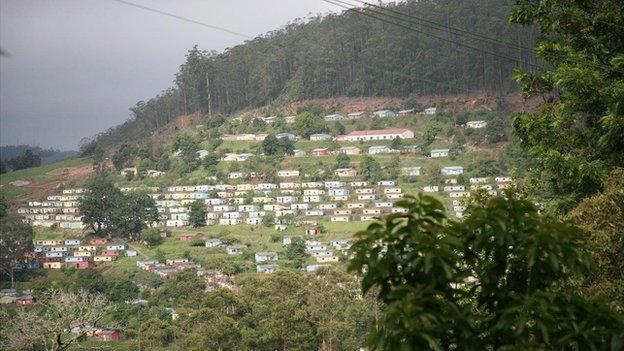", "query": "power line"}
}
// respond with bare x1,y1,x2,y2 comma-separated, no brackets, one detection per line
109,0,254,39
350,0,535,54
329,0,612,71
322,0,538,68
